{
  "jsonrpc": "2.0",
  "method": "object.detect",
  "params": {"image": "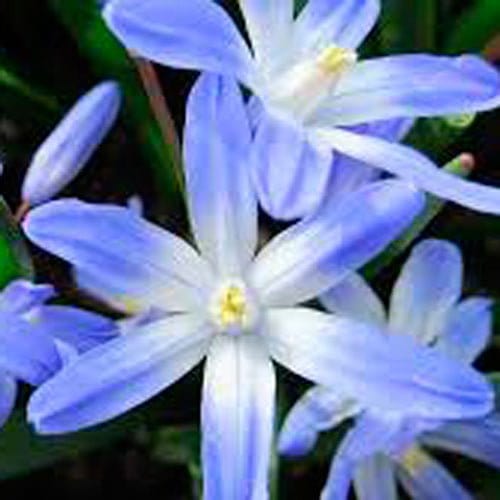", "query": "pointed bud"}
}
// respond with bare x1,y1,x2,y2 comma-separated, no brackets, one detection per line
22,81,122,206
